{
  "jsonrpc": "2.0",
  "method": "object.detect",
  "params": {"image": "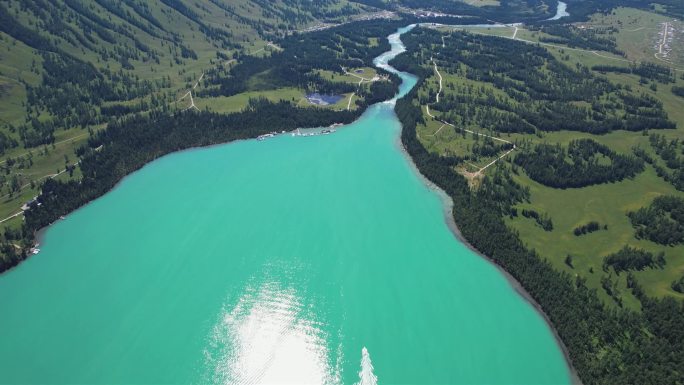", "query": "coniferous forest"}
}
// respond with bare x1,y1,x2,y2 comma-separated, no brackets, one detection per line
1,18,411,272
13,100,361,270
1,1,684,384
395,72,684,385
513,139,644,188
629,195,684,245
392,26,684,385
